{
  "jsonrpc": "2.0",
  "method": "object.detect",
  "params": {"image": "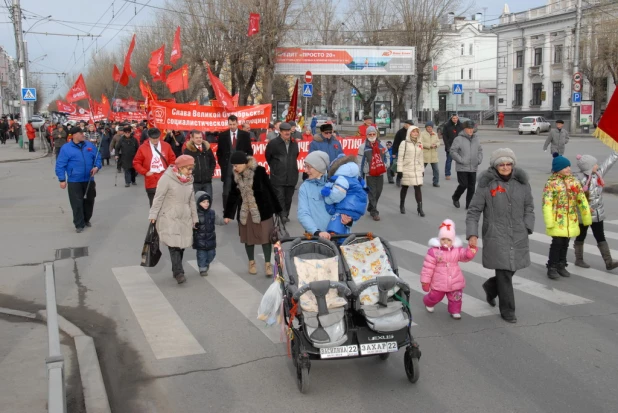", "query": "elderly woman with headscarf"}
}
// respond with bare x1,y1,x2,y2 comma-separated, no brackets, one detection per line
224,151,282,277
466,148,535,323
